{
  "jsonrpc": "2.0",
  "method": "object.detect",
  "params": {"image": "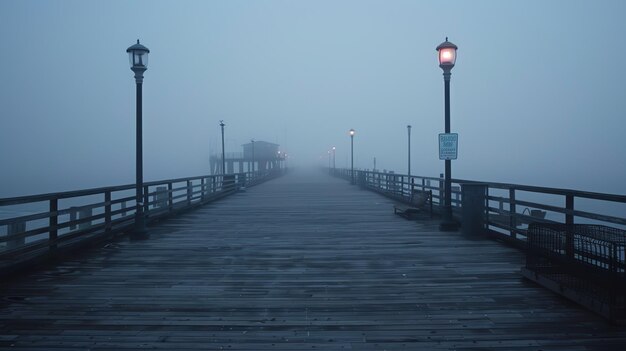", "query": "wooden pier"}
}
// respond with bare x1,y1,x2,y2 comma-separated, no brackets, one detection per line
1,170,626,350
